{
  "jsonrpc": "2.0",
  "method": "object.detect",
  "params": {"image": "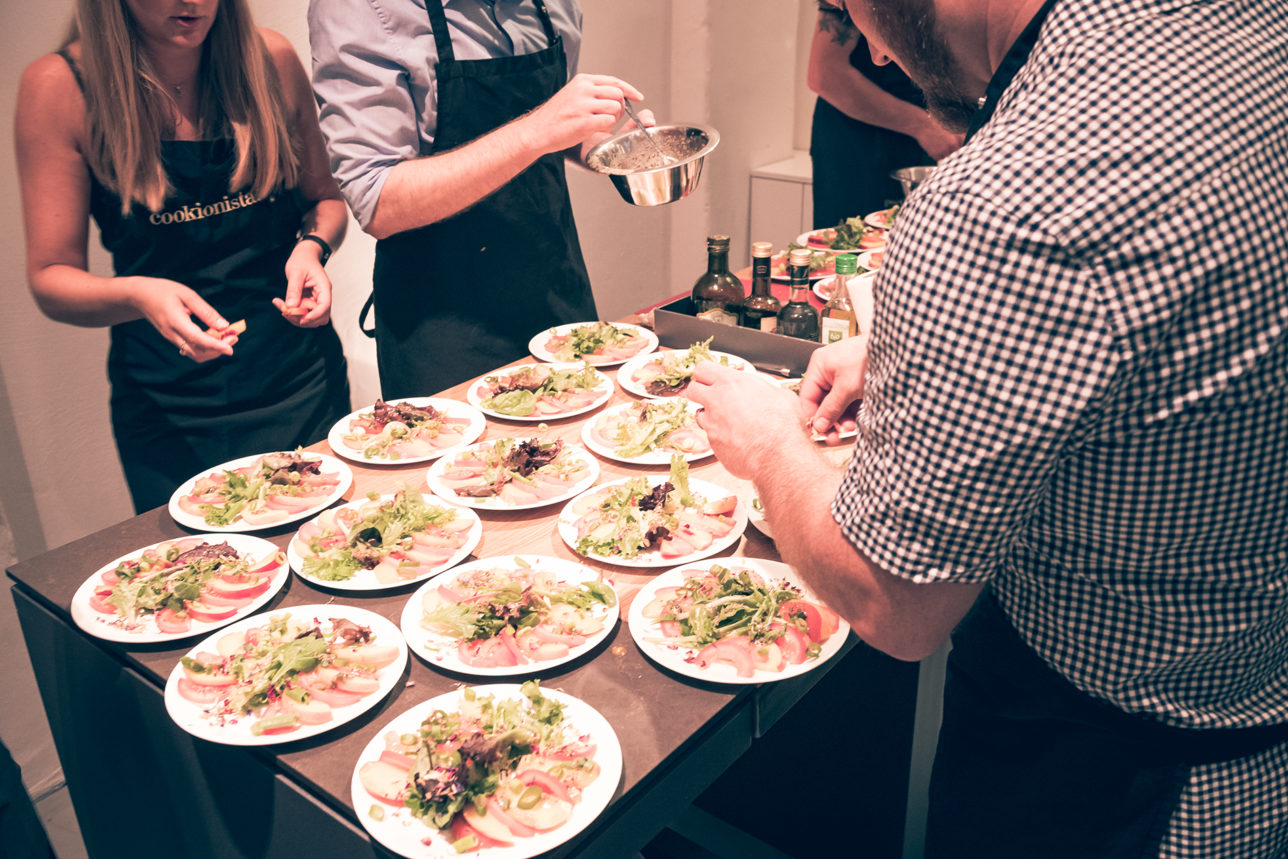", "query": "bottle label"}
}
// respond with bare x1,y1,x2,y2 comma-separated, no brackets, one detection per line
697,308,739,326
821,317,852,344
759,317,777,333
